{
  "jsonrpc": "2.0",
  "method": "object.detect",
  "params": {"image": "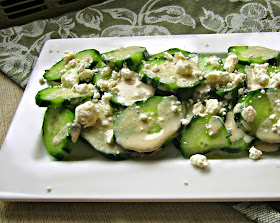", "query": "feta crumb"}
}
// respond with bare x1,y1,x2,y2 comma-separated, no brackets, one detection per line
46,186,52,193
62,50,75,61
205,55,220,68
102,92,112,103
248,54,254,60
171,105,179,113
102,120,109,126
190,154,208,168
181,119,190,125
72,83,95,94
158,117,165,122
205,99,221,115
224,53,238,73
77,63,85,73
241,105,257,122
105,129,114,144
269,114,276,120
79,69,93,81
205,71,231,85
269,72,280,88
192,102,205,115
75,101,98,128
68,59,76,68
272,119,280,134
39,77,45,85
251,63,270,86
249,146,263,160
164,52,174,61
174,52,186,60
120,67,134,80
144,63,151,69
152,64,160,73
139,113,148,121
176,60,193,76
101,66,112,76
61,69,79,88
